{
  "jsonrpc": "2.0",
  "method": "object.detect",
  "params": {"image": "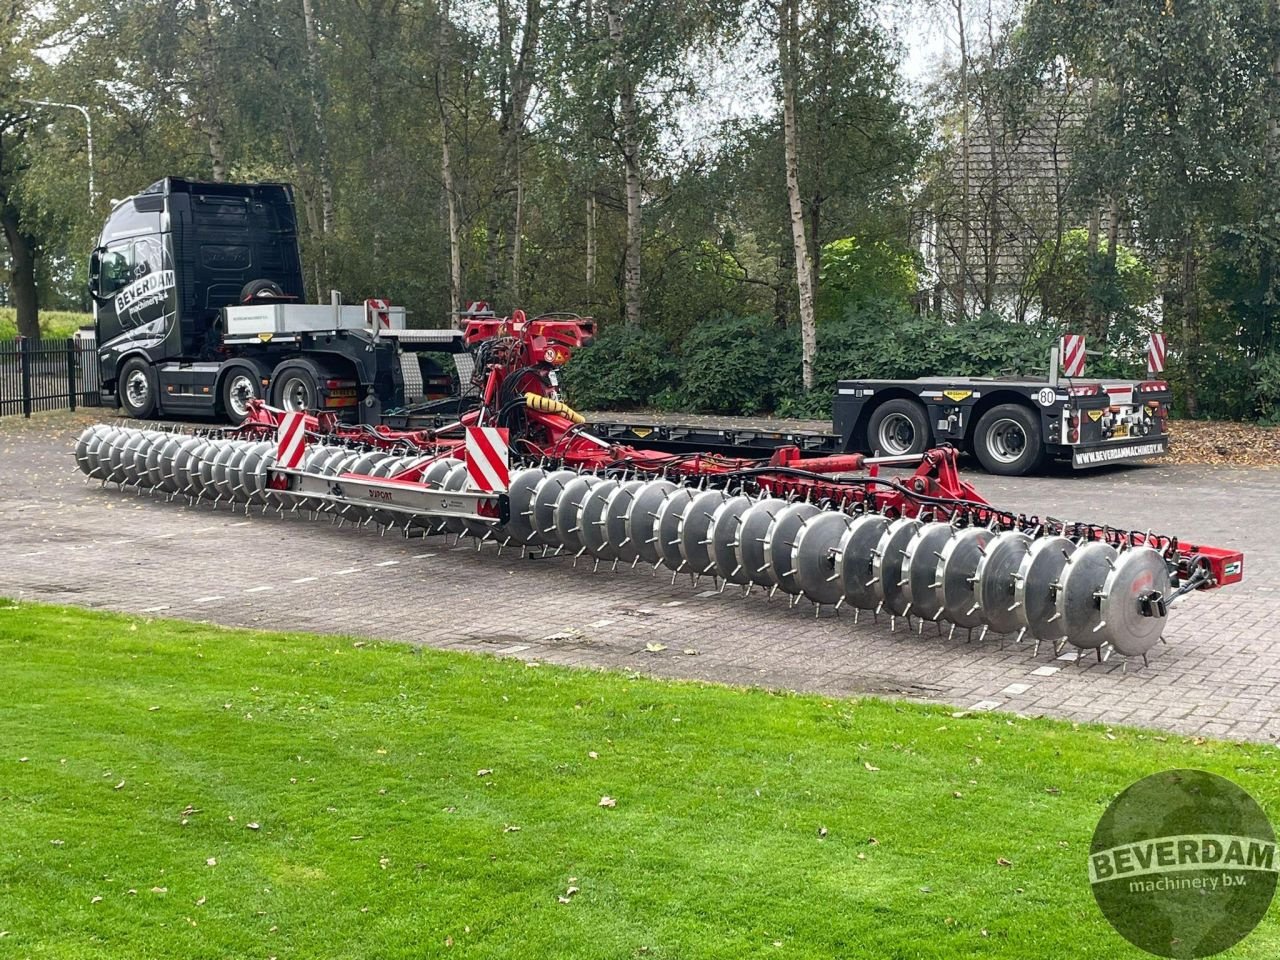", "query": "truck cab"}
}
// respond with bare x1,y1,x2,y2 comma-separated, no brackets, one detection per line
89,177,459,423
